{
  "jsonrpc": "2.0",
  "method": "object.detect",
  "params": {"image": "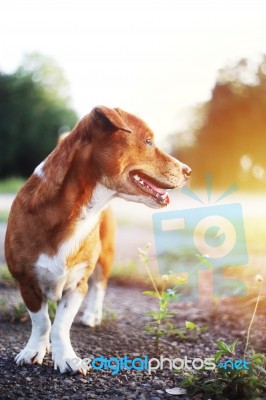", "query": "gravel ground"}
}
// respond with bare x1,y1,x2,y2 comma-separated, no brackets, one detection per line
1,282,266,400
